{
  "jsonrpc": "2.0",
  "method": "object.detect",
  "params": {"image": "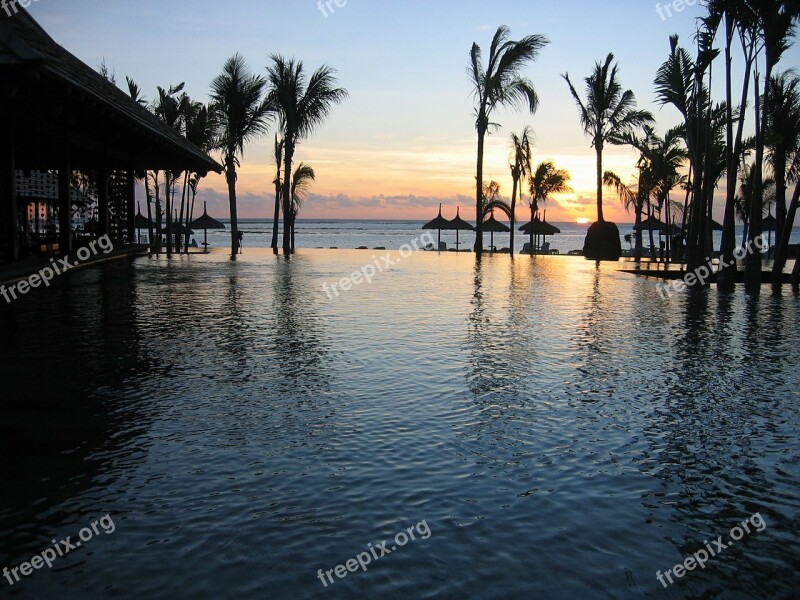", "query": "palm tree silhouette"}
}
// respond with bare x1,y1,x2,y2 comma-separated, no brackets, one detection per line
210,54,272,259
529,162,571,252
469,26,548,254
769,71,800,281
183,103,216,252
509,127,533,256
266,55,347,254
289,163,316,252
563,54,653,225
270,135,284,253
